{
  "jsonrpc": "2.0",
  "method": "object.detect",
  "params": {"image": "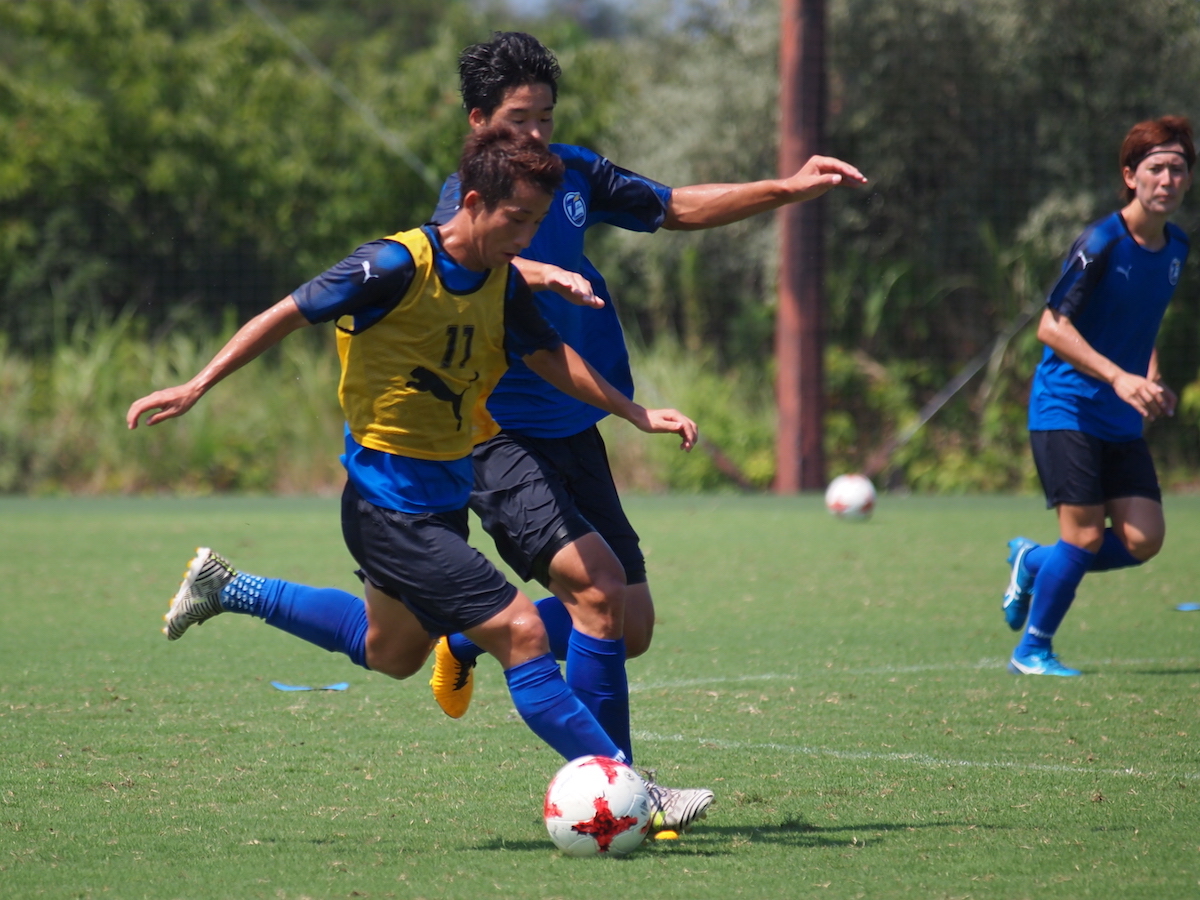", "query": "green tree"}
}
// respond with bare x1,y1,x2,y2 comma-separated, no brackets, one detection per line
587,0,1200,488
0,0,629,351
